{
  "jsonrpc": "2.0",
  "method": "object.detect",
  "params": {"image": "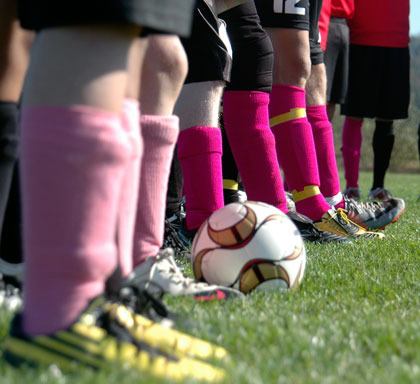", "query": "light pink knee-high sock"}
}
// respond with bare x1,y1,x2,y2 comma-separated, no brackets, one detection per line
223,90,288,213
118,99,142,276
269,84,330,221
342,117,363,189
132,115,179,266
307,105,343,207
178,127,224,230
21,106,130,335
